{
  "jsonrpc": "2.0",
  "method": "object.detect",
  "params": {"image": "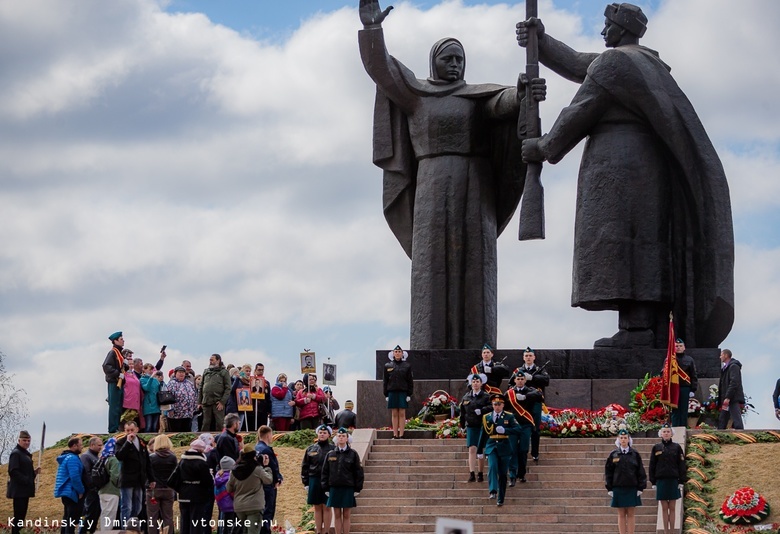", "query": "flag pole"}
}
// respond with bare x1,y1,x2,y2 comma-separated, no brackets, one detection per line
35,421,46,493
